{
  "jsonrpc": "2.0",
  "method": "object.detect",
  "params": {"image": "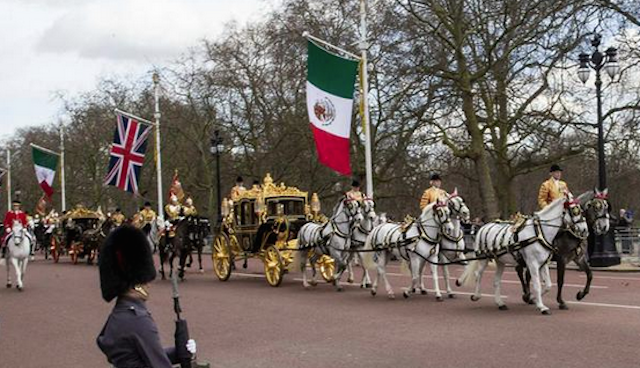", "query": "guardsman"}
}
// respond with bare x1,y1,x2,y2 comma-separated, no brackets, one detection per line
111,208,126,227
230,176,246,201
420,173,448,210
1,200,30,258
97,225,196,367
139,202,157,224
182,197,197,217
538,164,569,209
164,194,182,238
346,180,364,202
